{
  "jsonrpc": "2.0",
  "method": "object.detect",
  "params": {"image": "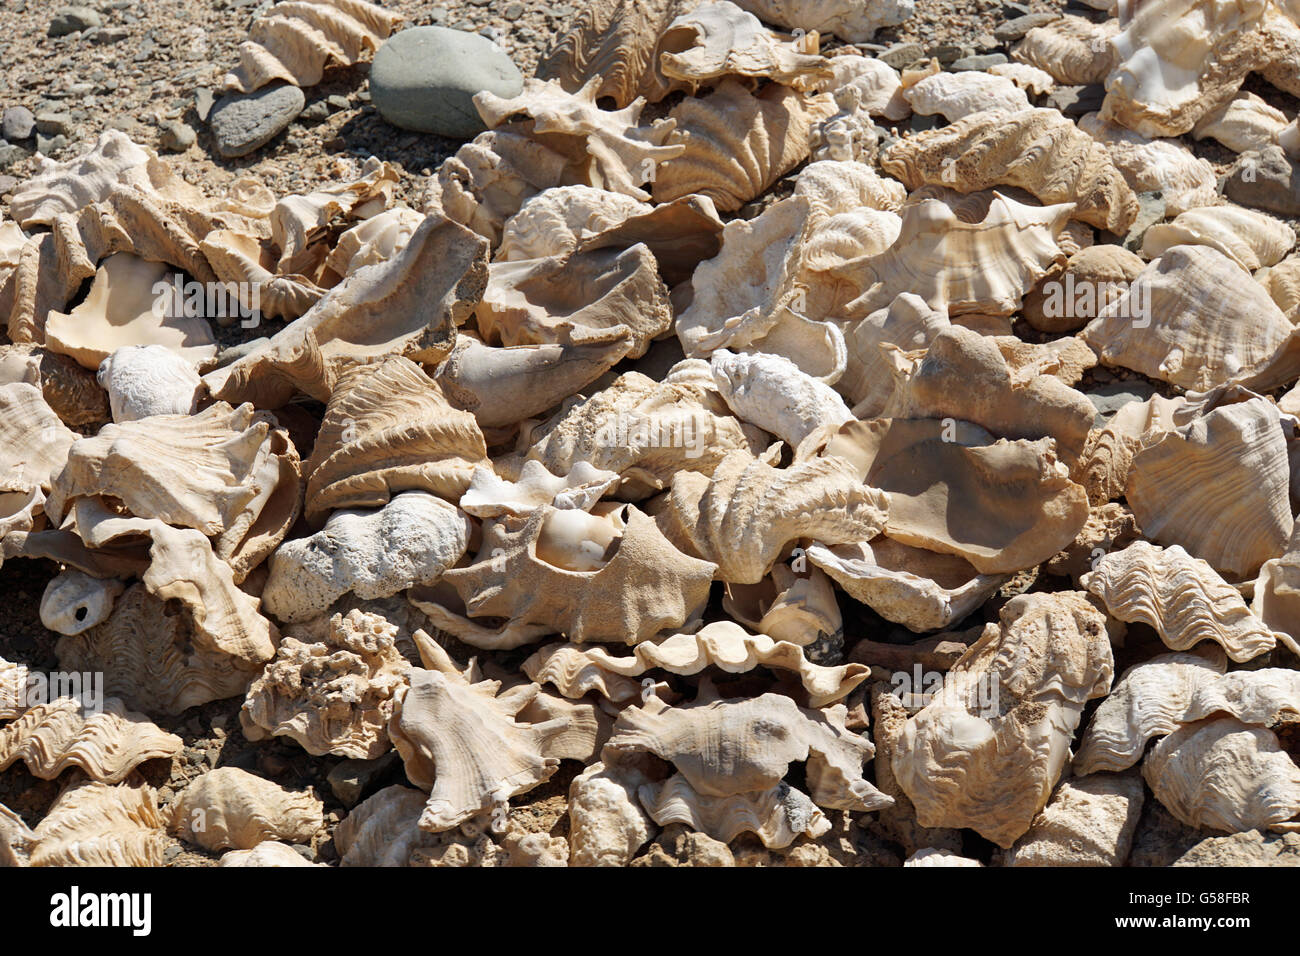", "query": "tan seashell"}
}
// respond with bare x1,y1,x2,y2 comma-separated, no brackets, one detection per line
638,774,830,849
56,584,262,716
303,356,487,524
1082,542,1288,662
1143,717,1300,833
334,784,434,866
1182,669,1300,726
0,656,29,721
9,130,153,228
655,448,890,585
204,214,488,407
1193,90,1290,153
198,229,325,323
262,492,472,624
1125,398,1293,578
323,205,426,279
240,608,411,758
1022,243,1146,334
1079,112,1220,217
810,82,880,164
568,761,654,867
0,696,181,784
1142,206,1295,271
223,0,402,93
903,71,1031,122
433,505,716,646
722,562,843,646
0,801,34,866
171,767,324,851
475,78,684,203
424,129,569,247
1076,392,1183,506
604,682,891,810
39,569,124,636
882,324,1096,463
518,369,762,497
45,253,216,371
709,349,853,453
1254,523,1300,642
904,848,983,867
880,108,1138,233
1082,245,1295,393
1074,650,1227,775
270,158,399,272
1003,772,1145,867
219,841,321,866
461,460,619,518
1012,14,1117,85
47,401,300,582
96,345,202,423
0,382,78,493
1045,501,1141,582
0,344,108,428
838,292,948,416
476,243,671,358
658,1,832,92
892,592,1114,847
823,418,1088,574
727,0,912,42
839,192,1072,319
651,79,836,212
817,54,909,121
31,778,169,867
807,538,1007,633
1256,253,1300,319
988,61,1056,95
522,620,869,707
388,662,567,832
